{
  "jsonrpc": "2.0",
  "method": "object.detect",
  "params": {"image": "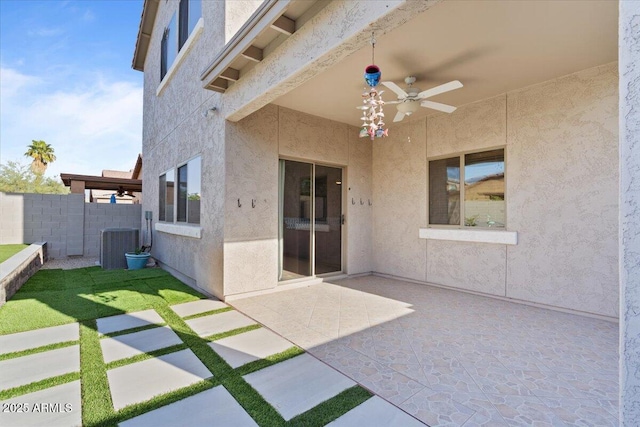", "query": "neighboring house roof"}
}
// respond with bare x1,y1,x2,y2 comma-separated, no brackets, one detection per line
60,174,142,192
132,0,159,71
60,154,143,193
102,170,132,179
